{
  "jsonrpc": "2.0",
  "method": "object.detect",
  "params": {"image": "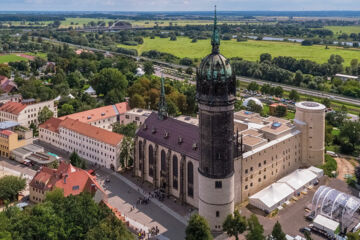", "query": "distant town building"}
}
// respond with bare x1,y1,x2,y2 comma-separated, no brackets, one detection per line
242,97,264,108
122,108,152,126
0,76,17,93
269,103,287,116
0,130,28,158
39,117,124,169
0,93,22,105
84,86,96,96
0,99,57,127
335,73,358,81
29,161,106,203
60,102,130,130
